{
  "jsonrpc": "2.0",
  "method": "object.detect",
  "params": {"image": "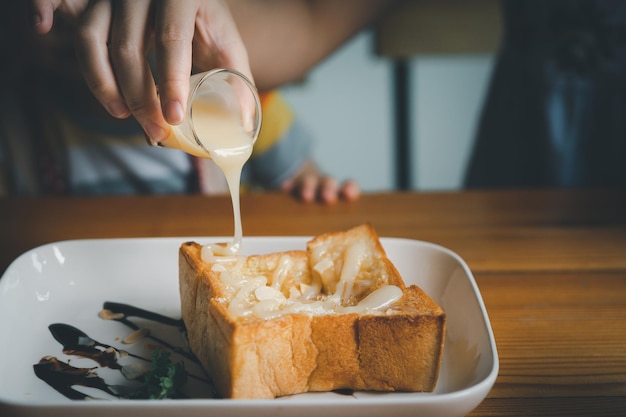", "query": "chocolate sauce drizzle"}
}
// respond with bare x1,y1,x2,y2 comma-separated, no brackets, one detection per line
34,301,210,400
34,357,119,400
102,302,198,363
48,323,129,368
